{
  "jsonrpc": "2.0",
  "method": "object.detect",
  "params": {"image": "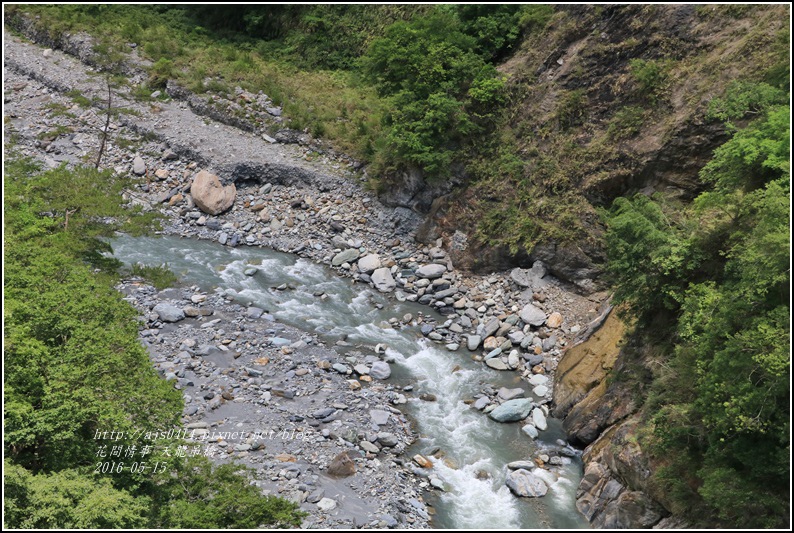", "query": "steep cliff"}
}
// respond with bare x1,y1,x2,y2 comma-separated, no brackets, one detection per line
422,4,788,290
552,312,677,527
